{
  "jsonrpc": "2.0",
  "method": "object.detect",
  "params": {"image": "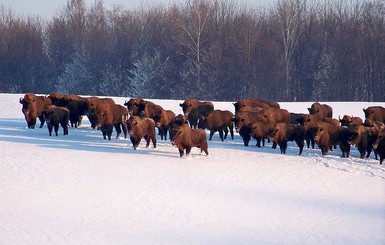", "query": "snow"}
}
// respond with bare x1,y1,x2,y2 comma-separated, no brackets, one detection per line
0,93,384,245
